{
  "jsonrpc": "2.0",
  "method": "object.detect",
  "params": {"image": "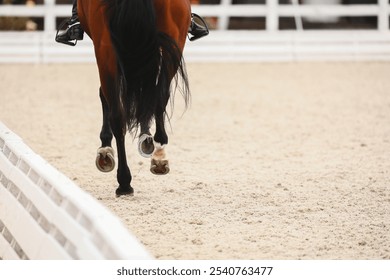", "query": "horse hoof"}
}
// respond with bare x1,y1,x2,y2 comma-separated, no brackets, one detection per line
96,147,115,172
138,134,155,158
150,158,170,175
115,186,134,197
